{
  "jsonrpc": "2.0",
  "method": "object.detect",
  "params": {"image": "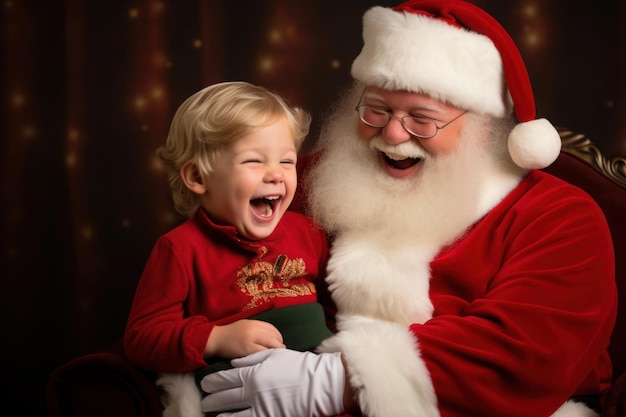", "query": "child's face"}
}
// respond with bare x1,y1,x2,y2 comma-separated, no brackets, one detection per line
200,116,298,240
